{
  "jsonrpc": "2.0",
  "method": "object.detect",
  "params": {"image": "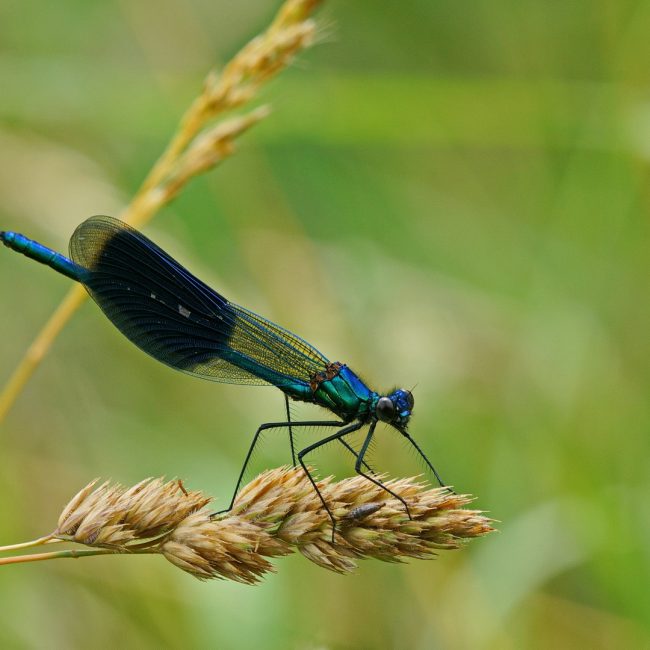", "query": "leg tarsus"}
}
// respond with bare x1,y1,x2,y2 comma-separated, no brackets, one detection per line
355,421,412,519
338,437,375,473
285,395,296,466
297,421,364,542
210,419,344,519
401,430,453,493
